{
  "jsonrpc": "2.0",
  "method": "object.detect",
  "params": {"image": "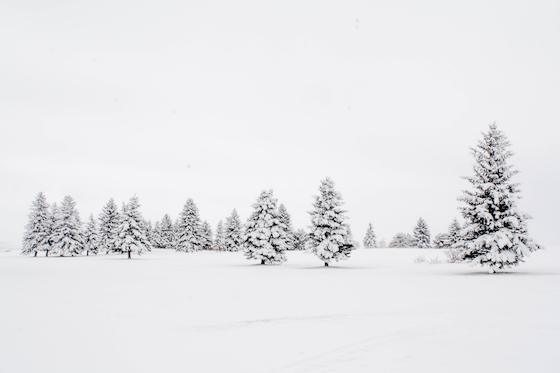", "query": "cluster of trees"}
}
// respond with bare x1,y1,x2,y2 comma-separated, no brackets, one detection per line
23,124,540,271
22,195,151,259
